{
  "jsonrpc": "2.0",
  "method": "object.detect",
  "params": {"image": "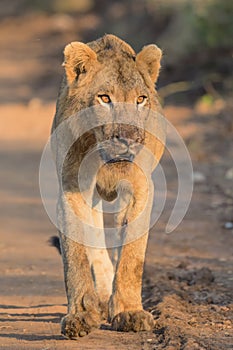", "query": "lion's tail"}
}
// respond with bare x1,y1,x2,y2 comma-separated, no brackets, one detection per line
49,236,61,254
